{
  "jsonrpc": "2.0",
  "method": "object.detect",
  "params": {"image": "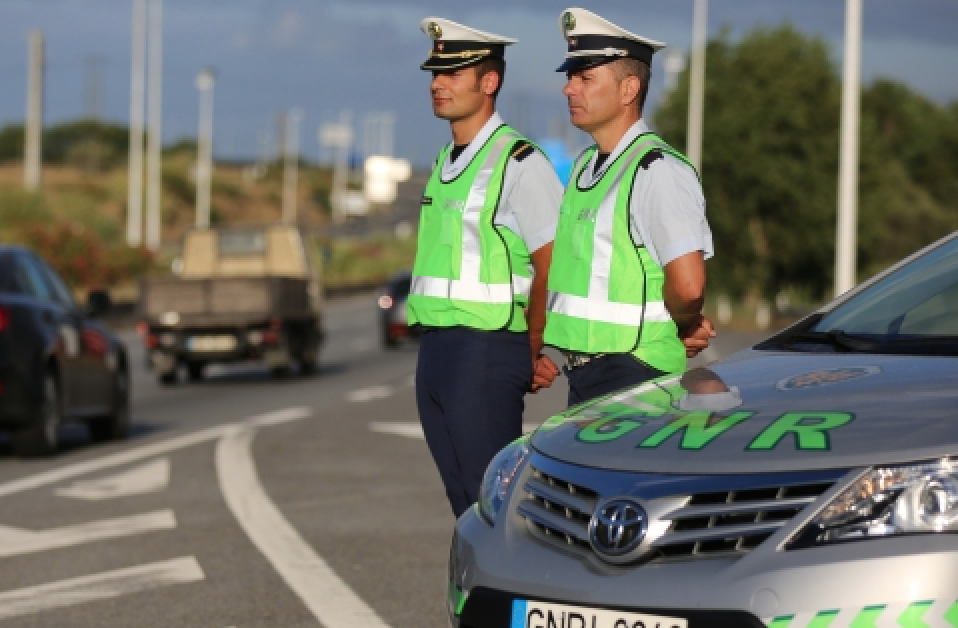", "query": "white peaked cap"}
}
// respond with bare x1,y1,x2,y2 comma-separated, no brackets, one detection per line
557,7,665,72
